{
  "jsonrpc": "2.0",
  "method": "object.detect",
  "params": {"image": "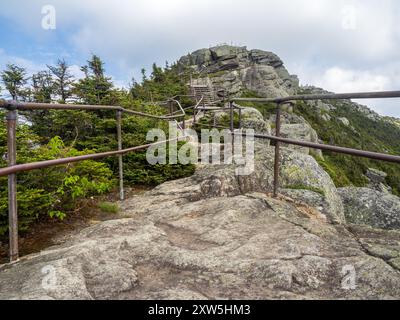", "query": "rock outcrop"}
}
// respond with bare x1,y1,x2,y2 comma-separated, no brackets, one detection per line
365,168,392,193
338,187,400,230
1,171,400,299
0,104,399,299
179,45,299,97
